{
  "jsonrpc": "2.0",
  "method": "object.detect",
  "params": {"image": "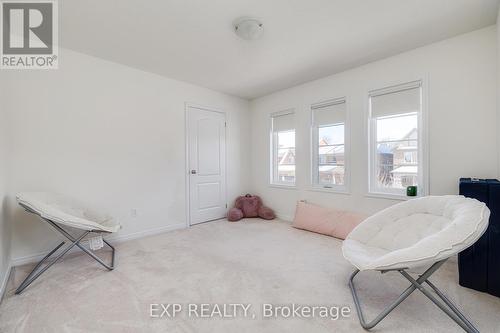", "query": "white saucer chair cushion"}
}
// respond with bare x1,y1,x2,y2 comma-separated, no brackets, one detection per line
17,192,120,233
342,195,489,271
